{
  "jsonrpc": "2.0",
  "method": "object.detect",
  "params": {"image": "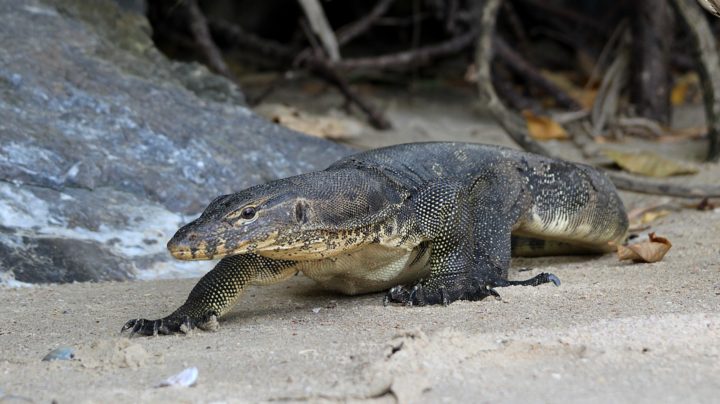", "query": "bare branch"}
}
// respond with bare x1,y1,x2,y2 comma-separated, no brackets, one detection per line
185,0,233,78
209,19,296,62
671,0,720,161
298,0,341,61
333,25,481,71
336,0,396,46
476,0,720,197
494,37,583,111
